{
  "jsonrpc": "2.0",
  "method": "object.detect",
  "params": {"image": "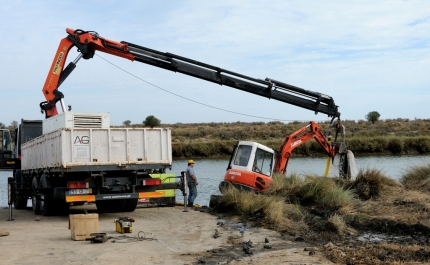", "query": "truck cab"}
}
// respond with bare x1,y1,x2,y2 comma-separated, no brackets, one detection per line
0,129,14,169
